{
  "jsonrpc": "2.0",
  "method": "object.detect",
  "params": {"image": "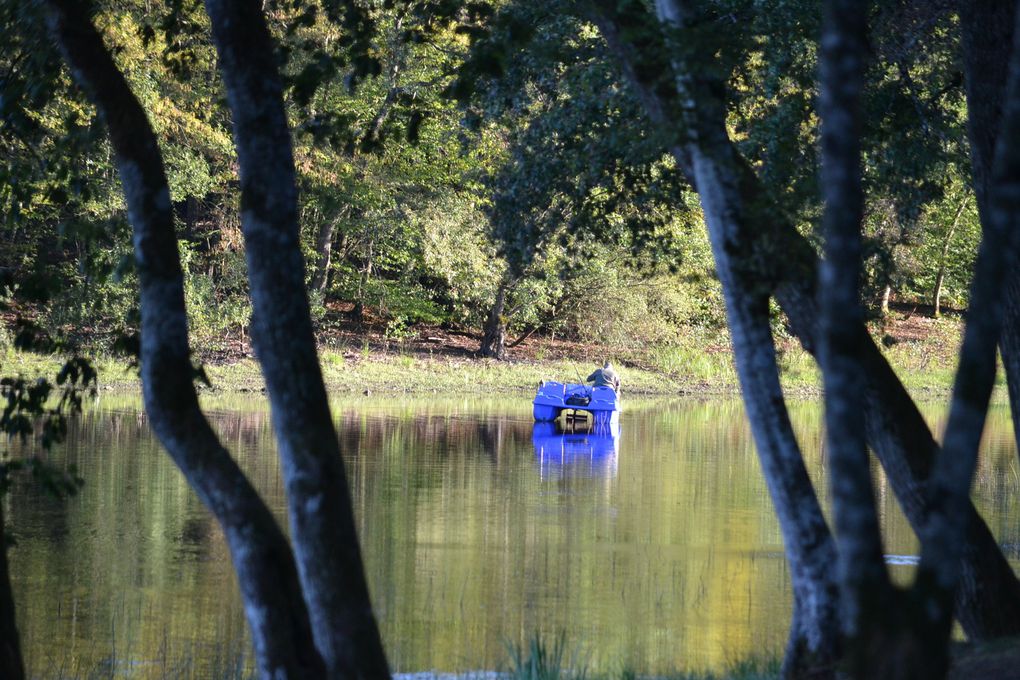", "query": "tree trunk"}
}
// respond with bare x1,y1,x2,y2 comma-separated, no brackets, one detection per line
480,280,509,359
932,200,967,318
694,150,841,679
932,254,947,318
202,1,391,677
1002,273,1020,468
0,503,25,680
818,4,897,676
648,1,843,674
310,217,339,294
354,237,375,322
593,0,1020,644
913,4,1020,671
44,3,326,677
958,0,1020,465
778,274,1020,642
